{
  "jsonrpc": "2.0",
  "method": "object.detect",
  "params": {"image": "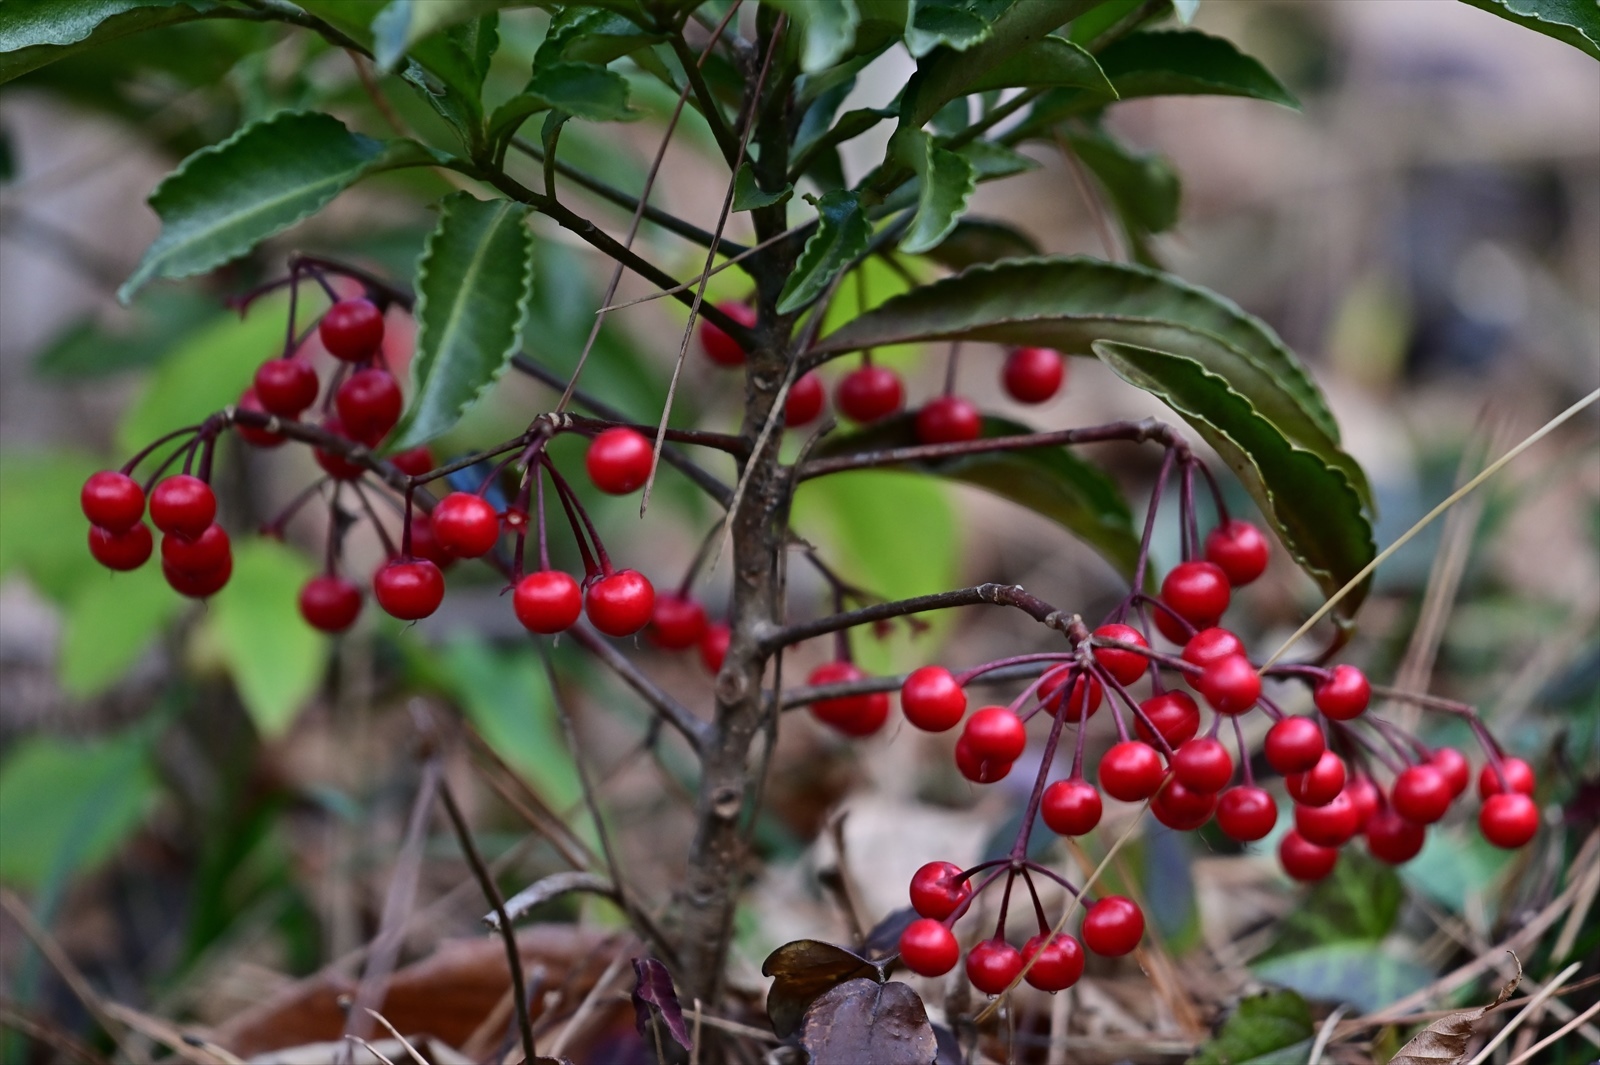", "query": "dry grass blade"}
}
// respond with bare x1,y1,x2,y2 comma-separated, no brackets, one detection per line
1386,960,1519,1065
0,888,124,1052
545,946,633,1059
593,226,801,313
1506,998,1600,1065
485,871,616,932
363,1008,431,1065
1307,1004,1349,1064
1462,961,1580,1065
345,1035,399,1065
99,1002,244,1065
